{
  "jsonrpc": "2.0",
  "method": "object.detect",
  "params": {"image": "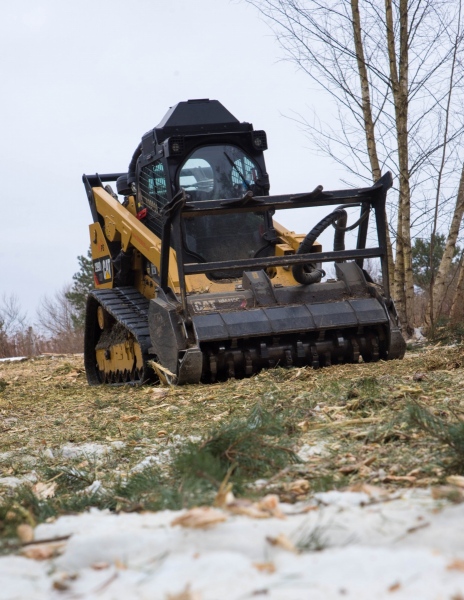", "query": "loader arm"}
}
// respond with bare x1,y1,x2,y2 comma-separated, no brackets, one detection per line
88,184,180,291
